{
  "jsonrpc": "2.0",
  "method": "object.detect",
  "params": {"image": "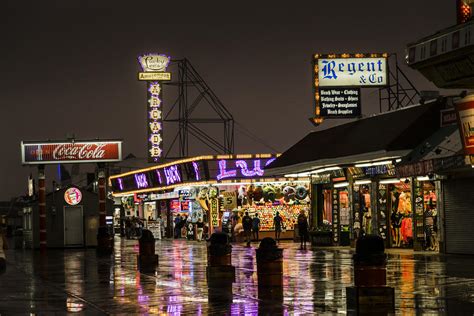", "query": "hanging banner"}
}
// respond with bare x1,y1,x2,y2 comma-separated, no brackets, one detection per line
209,198,220,228
222,191,237,209
455,95,474,155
